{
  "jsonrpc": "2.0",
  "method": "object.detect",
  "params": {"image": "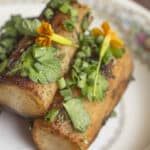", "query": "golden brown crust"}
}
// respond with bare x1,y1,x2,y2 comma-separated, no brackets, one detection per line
0,3,90,117
32,50,133,150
